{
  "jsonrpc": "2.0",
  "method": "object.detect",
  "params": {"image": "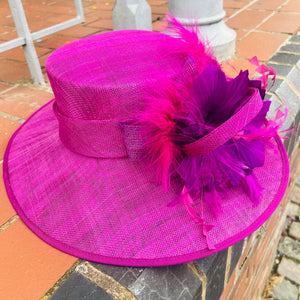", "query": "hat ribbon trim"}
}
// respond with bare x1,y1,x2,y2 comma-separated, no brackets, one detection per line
53,101,128,158
182,88,263,157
